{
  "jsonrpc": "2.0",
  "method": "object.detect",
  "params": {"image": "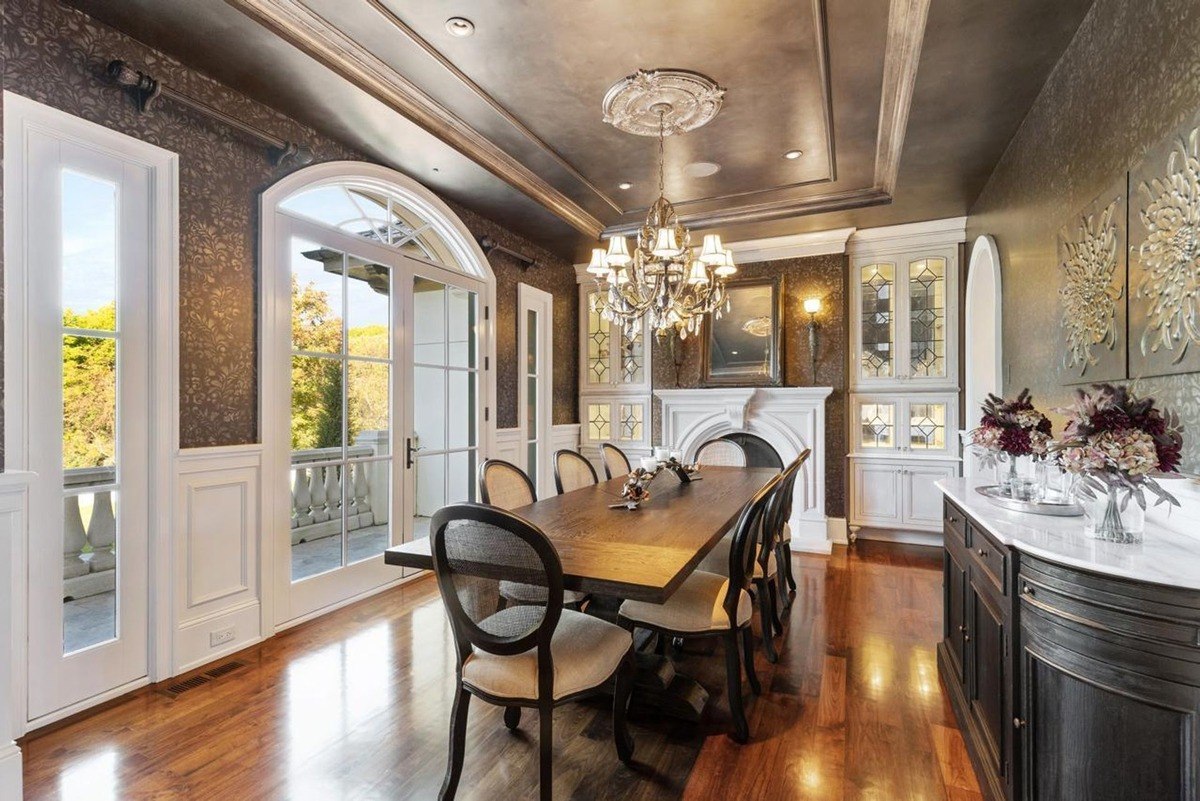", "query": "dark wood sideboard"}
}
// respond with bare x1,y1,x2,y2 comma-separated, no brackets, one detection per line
939,498,1200,801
